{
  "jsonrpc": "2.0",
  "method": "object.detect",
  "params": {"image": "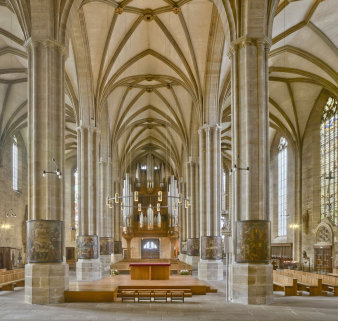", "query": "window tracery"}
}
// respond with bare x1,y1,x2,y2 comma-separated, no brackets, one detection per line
12,136,18,191
320,97,338,225
278,137,288,236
